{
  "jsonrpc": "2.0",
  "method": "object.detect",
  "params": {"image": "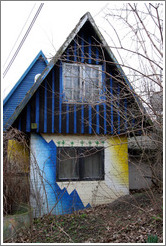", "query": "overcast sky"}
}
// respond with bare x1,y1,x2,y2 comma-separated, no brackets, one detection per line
1,1,113,99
